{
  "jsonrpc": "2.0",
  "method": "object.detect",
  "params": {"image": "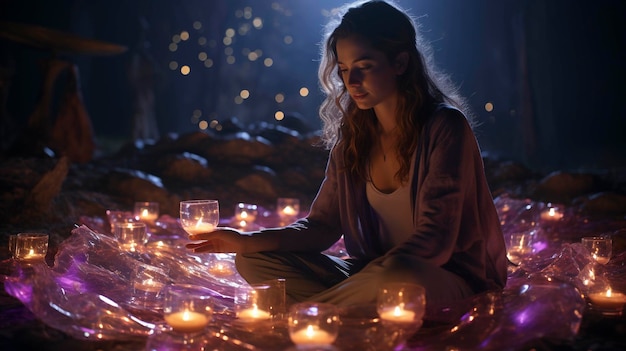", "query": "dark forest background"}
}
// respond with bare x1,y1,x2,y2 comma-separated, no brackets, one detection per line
1,0,624,172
